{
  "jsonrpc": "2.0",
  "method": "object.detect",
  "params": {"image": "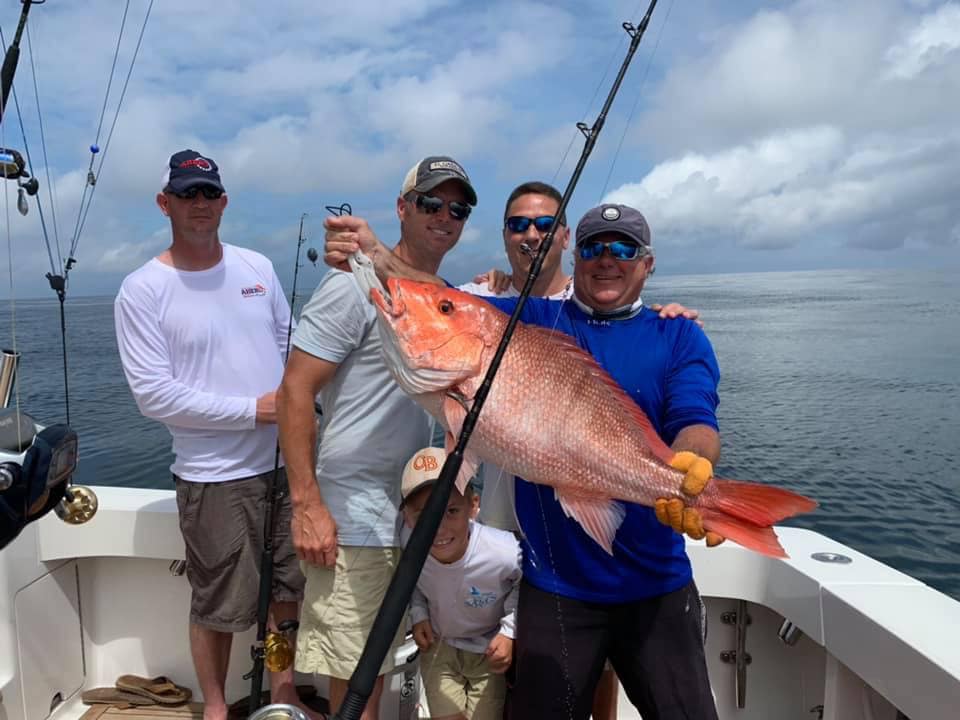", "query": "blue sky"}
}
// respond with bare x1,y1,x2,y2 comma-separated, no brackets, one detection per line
0,0,957,299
